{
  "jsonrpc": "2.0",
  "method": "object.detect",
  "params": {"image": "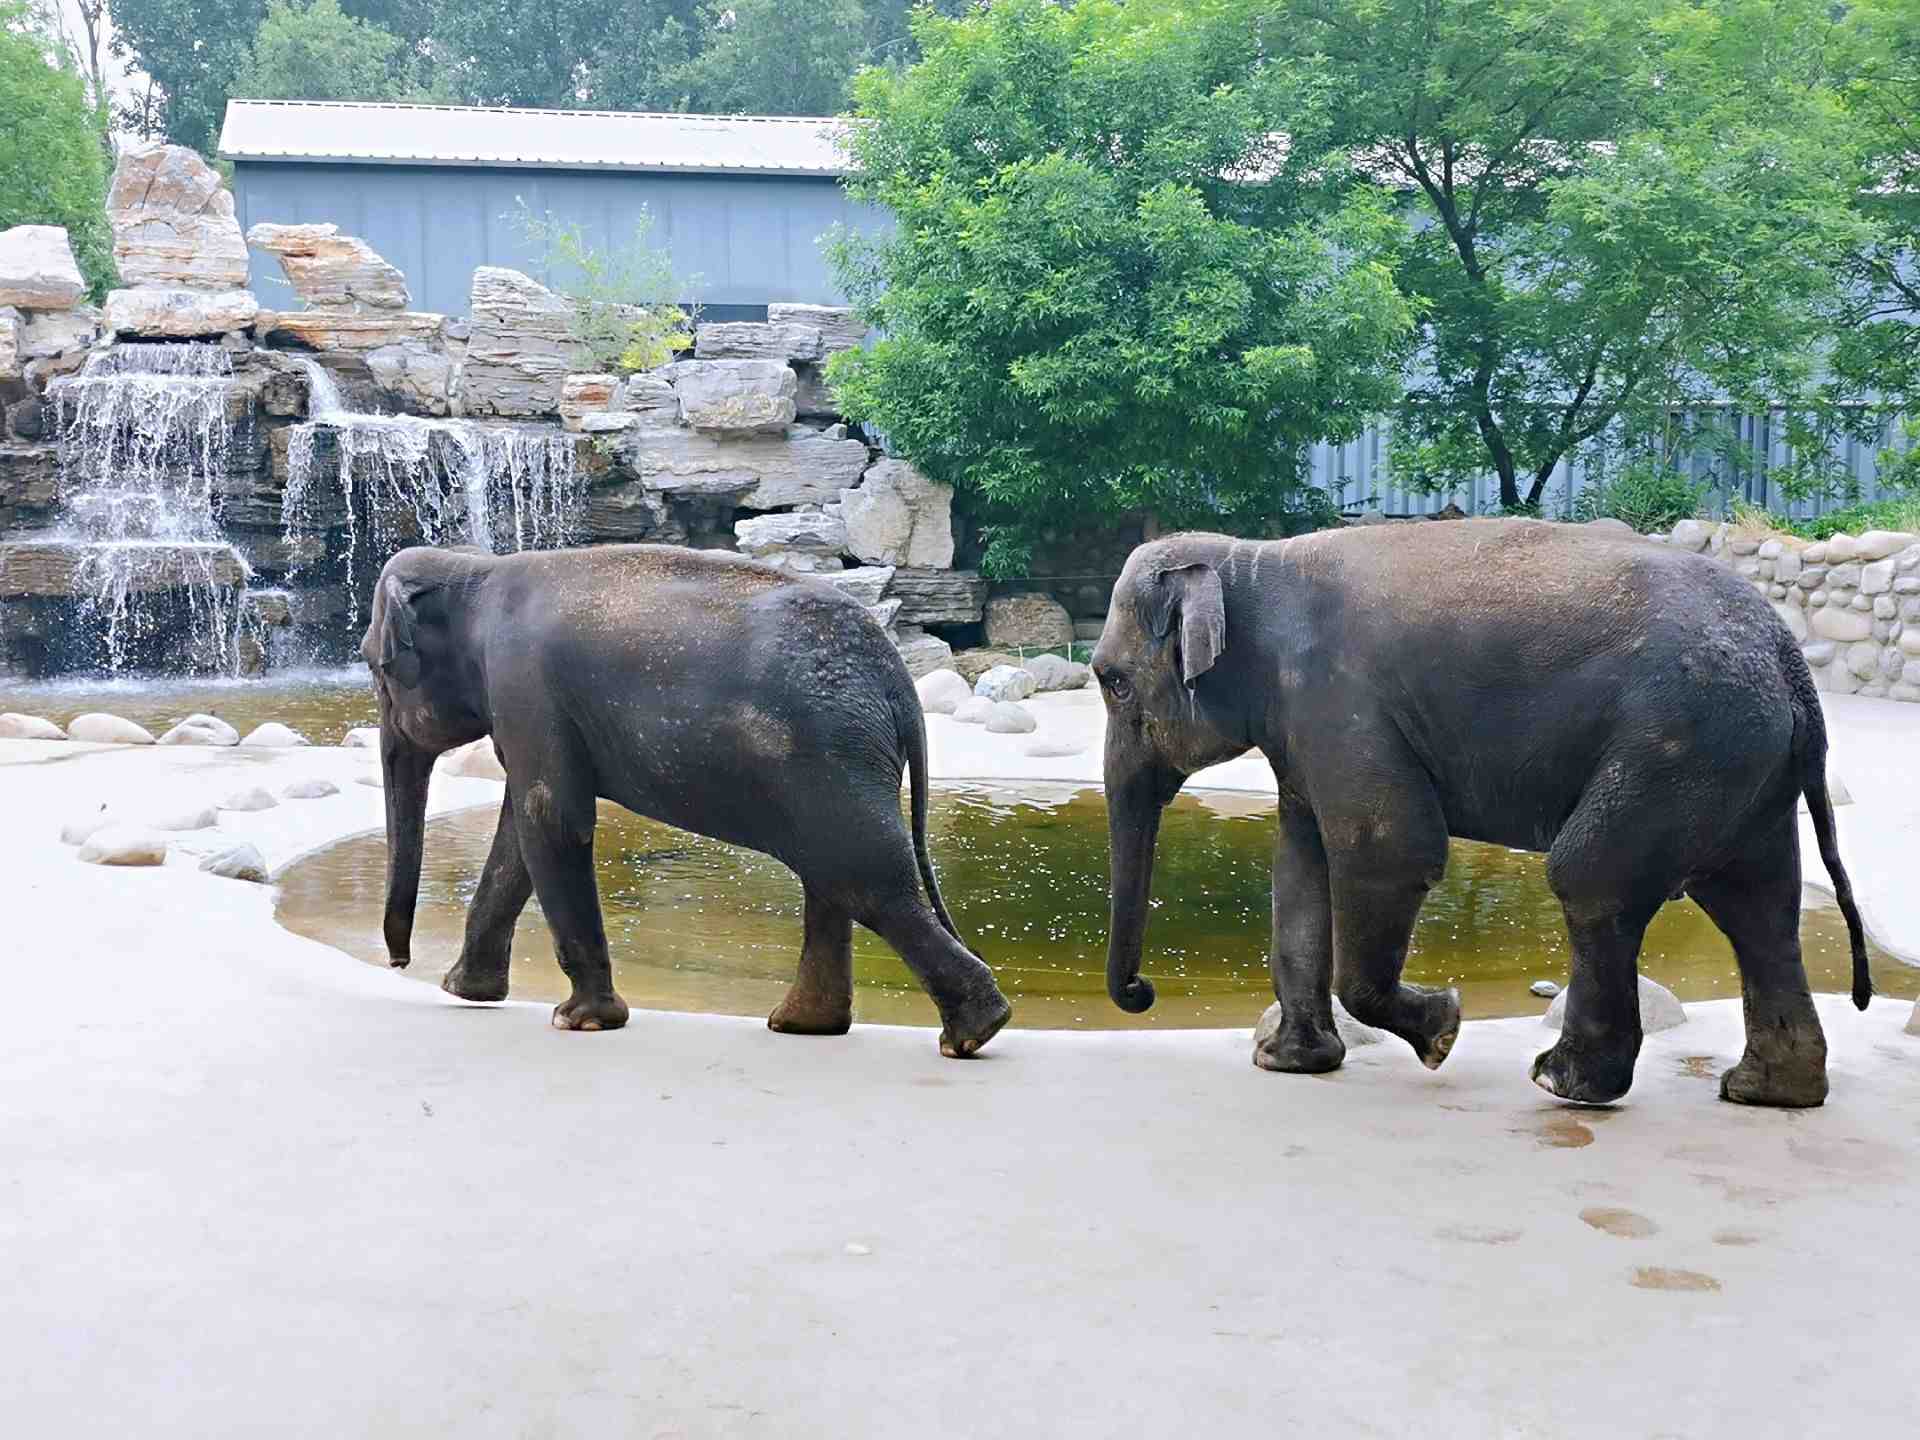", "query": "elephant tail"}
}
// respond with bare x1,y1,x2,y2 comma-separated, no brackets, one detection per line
1787,638,1872,1010
899,686,965,945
